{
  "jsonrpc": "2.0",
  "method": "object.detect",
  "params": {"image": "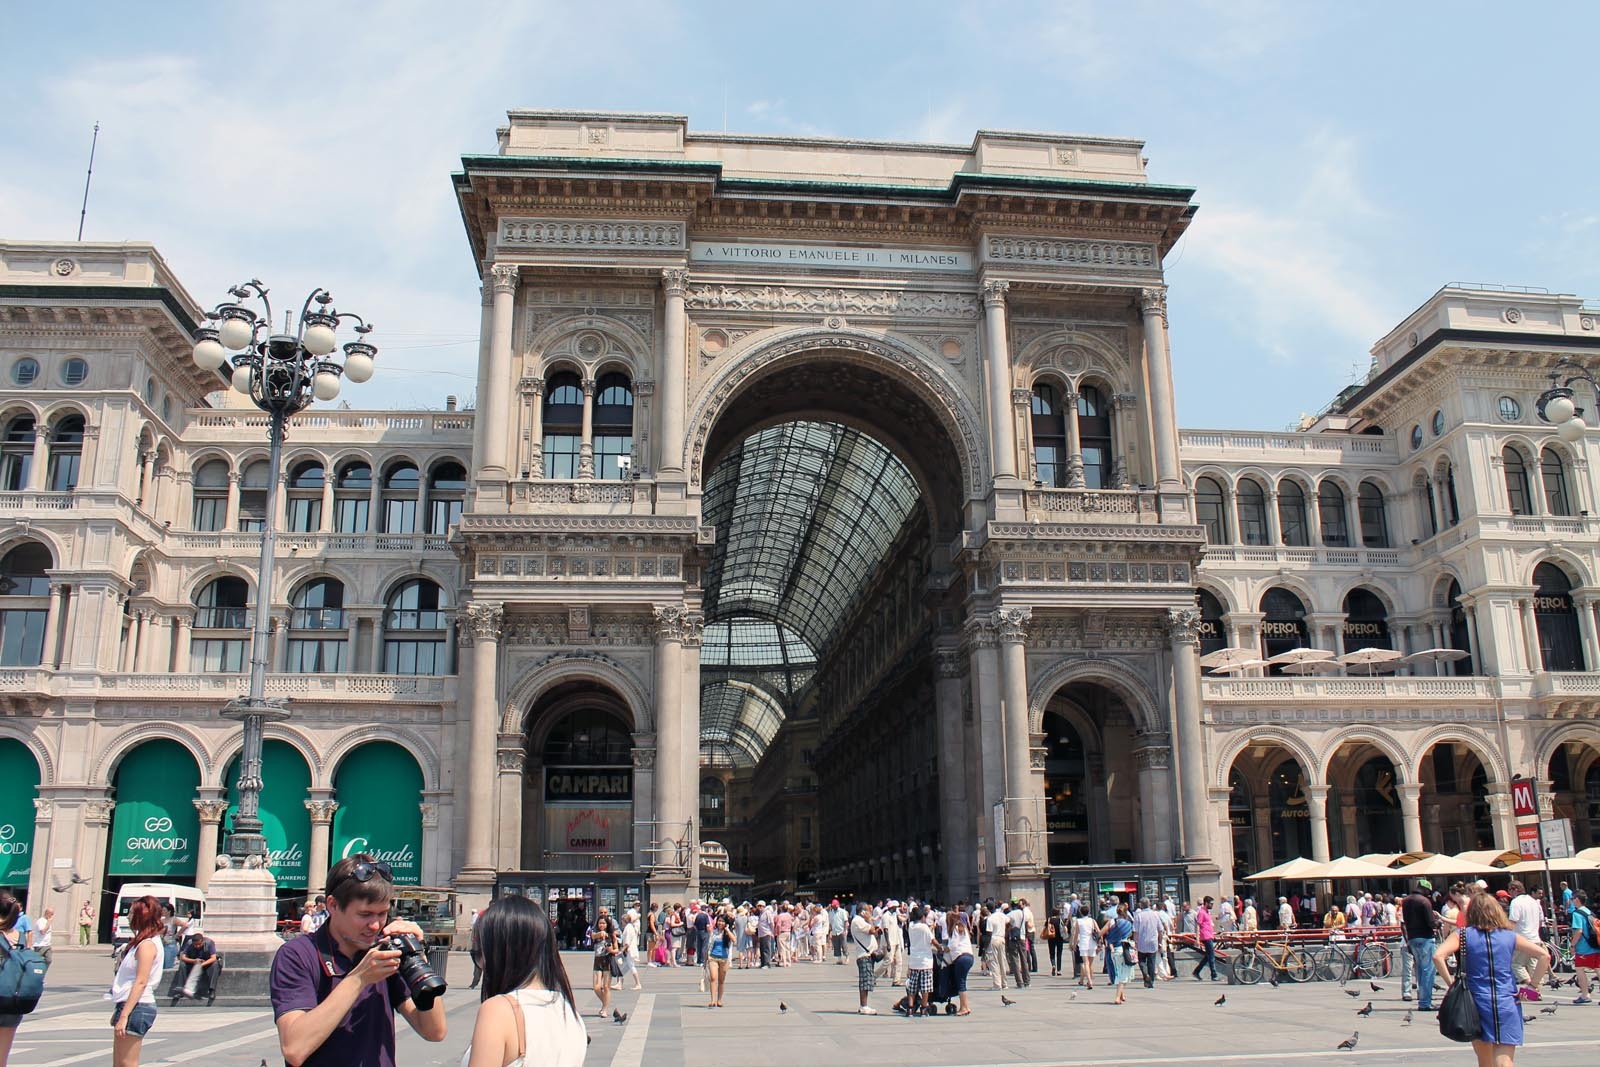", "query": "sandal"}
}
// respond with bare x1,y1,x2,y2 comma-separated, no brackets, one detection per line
955,1009,971,1016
